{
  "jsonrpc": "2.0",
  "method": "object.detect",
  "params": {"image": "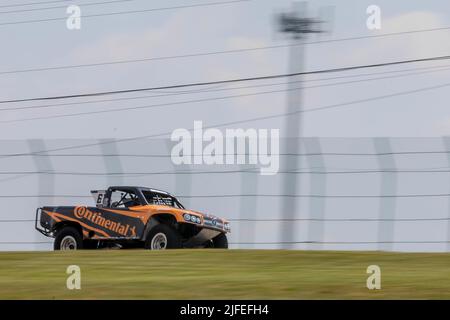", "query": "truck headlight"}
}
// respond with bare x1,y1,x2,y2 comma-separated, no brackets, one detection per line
184,213,201,224
224,223,230,231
